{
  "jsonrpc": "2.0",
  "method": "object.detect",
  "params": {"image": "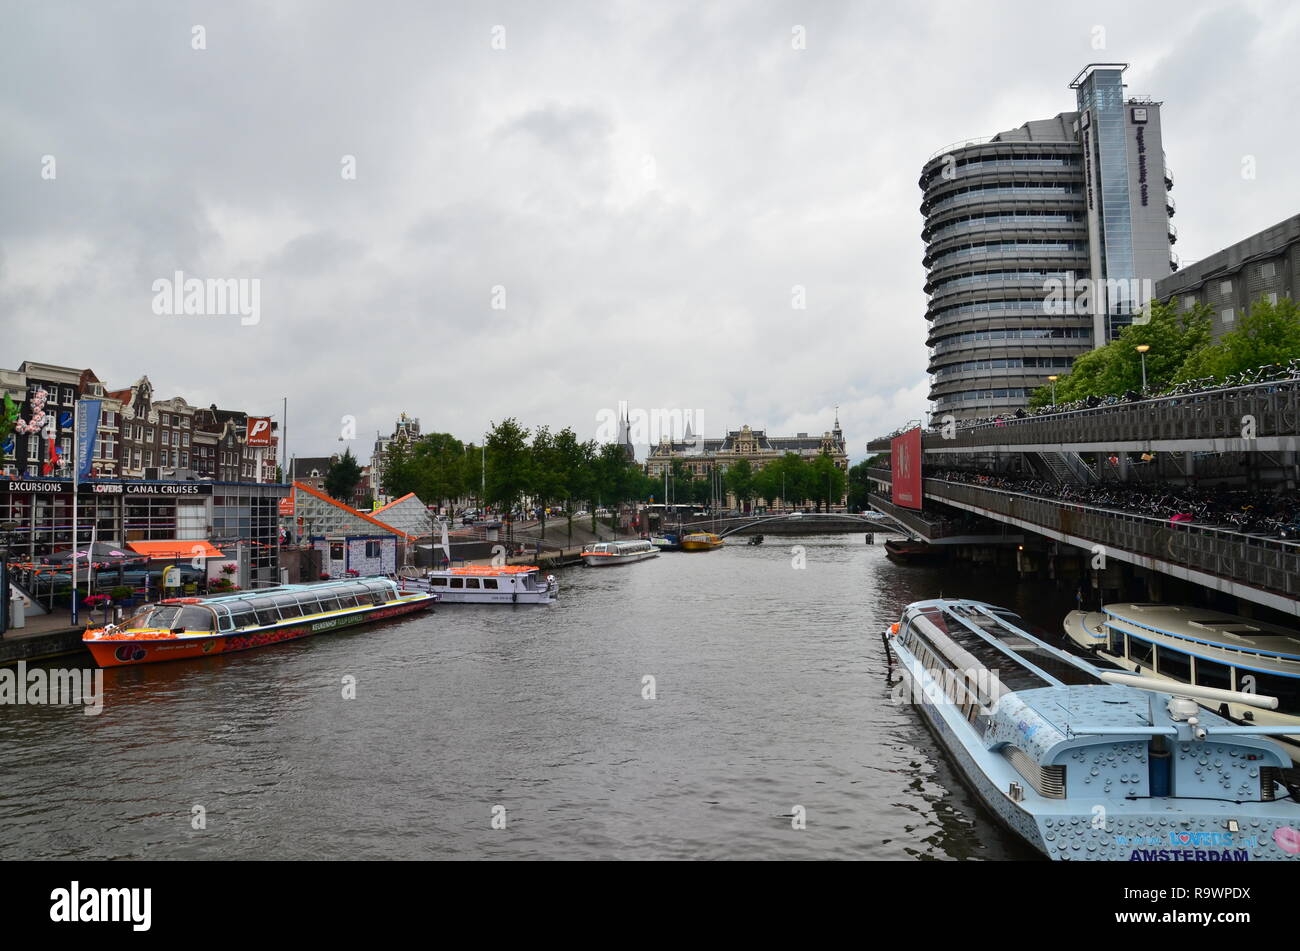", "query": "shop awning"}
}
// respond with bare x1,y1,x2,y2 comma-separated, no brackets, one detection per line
127,540,226,559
